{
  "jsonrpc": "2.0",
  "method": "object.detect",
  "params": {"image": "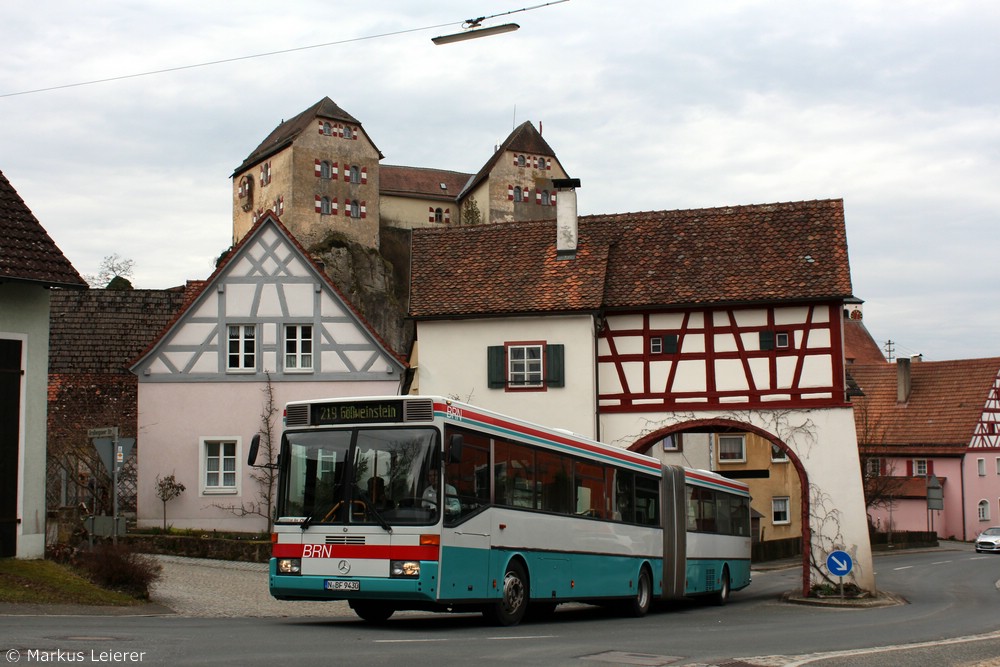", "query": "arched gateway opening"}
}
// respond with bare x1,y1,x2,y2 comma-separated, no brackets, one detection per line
628,418,812,597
